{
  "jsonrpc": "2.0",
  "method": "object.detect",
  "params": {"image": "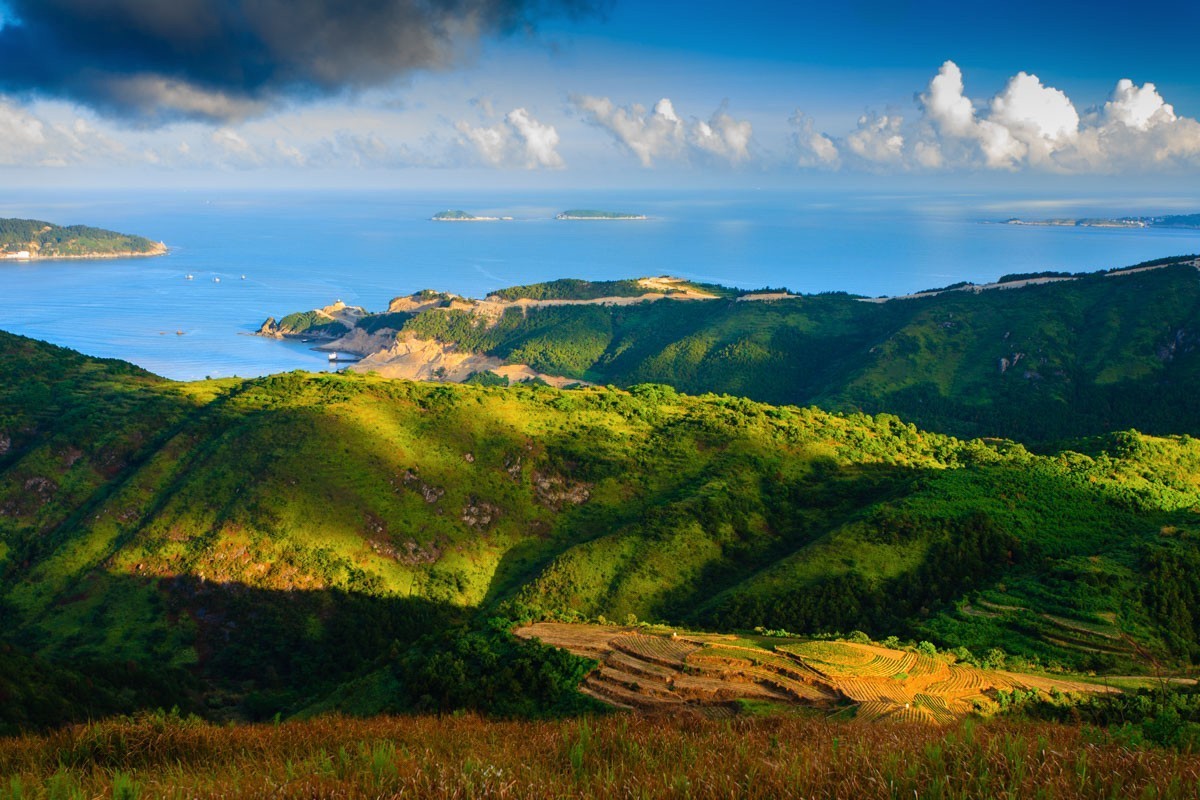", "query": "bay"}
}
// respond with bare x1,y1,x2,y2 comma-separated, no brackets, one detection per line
1,189,1199,381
